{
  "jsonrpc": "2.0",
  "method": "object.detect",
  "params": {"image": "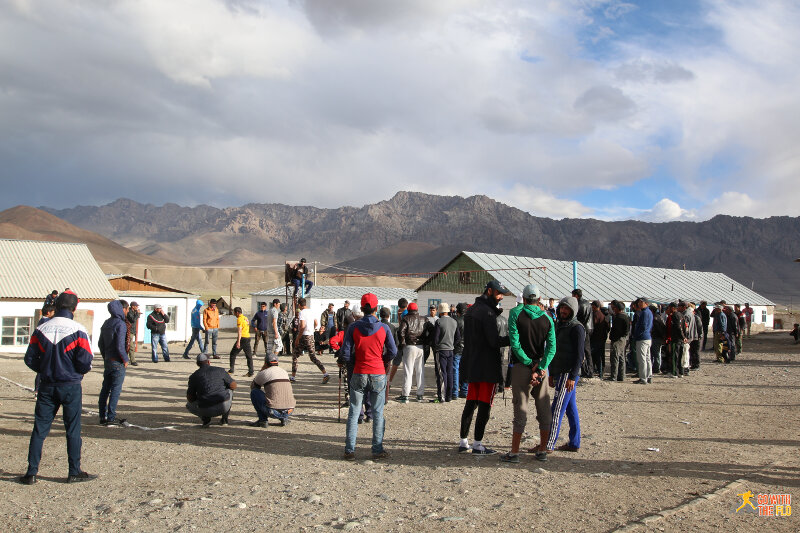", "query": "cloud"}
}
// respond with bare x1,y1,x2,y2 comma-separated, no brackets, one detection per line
498,184,594,219
635,198,697,222
0,0,798,222
574,84,636,121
